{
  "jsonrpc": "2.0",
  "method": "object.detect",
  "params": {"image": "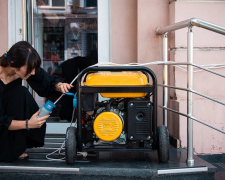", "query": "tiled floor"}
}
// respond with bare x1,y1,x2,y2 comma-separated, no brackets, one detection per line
198,153,225,180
